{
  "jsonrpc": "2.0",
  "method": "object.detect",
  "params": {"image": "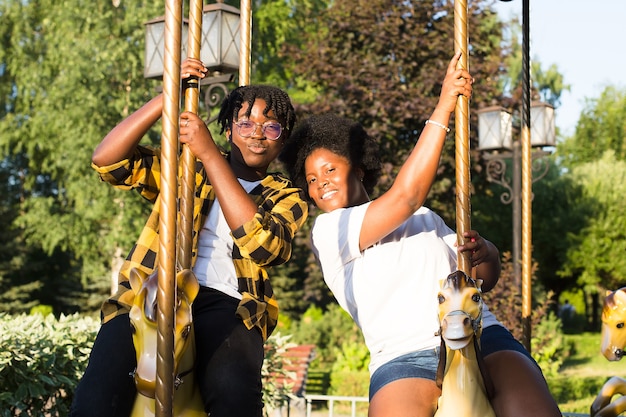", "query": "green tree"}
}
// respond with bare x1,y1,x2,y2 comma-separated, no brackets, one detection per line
0,0,163,312
284,0,509,224
271,0,574,315
251,0,329,93
0,0,573,320
559,85,626,167
559,151,626,293
530,162,592,299
472,157,593,304
548,85,626,326
0,156,42,313
500,16,569,108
